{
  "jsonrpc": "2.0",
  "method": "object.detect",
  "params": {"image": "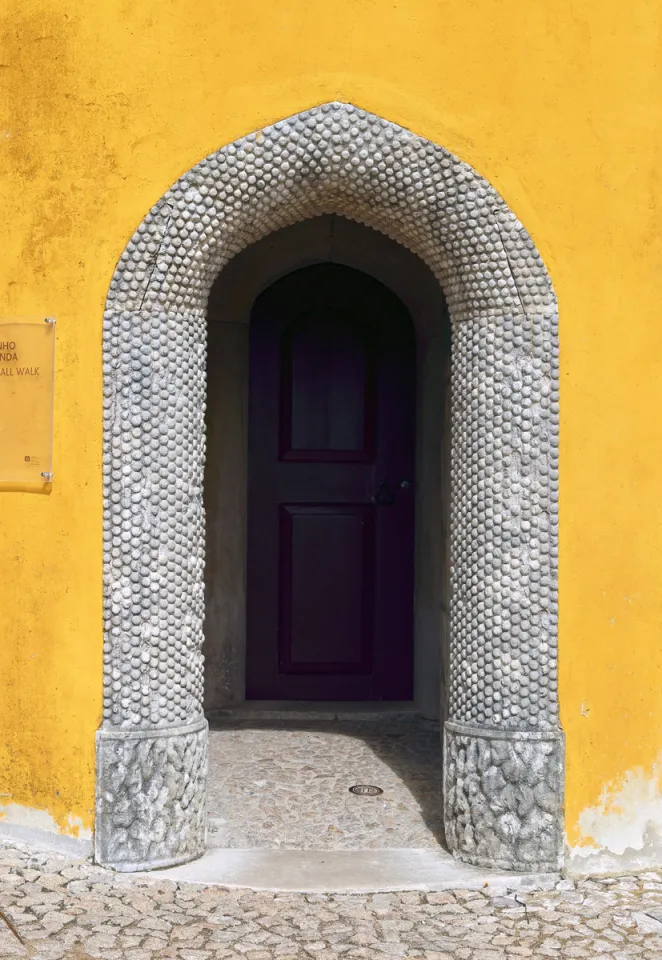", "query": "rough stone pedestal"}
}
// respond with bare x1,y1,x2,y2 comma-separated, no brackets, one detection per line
95,719,208,872
444,721,564,872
